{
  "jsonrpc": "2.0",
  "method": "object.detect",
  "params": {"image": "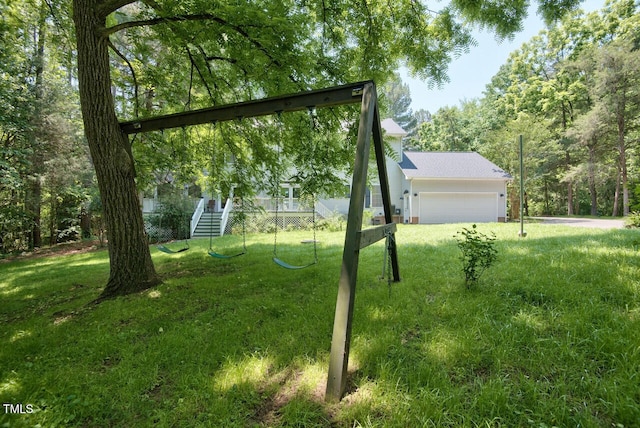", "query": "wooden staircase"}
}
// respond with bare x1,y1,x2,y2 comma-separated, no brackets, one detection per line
192,212,223,238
